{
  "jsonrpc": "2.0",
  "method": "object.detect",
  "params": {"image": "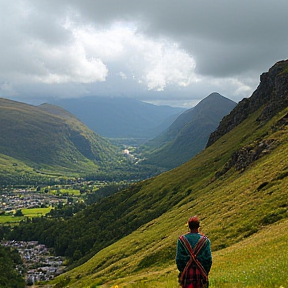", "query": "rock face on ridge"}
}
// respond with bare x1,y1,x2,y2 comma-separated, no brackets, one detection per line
206,59,288,147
